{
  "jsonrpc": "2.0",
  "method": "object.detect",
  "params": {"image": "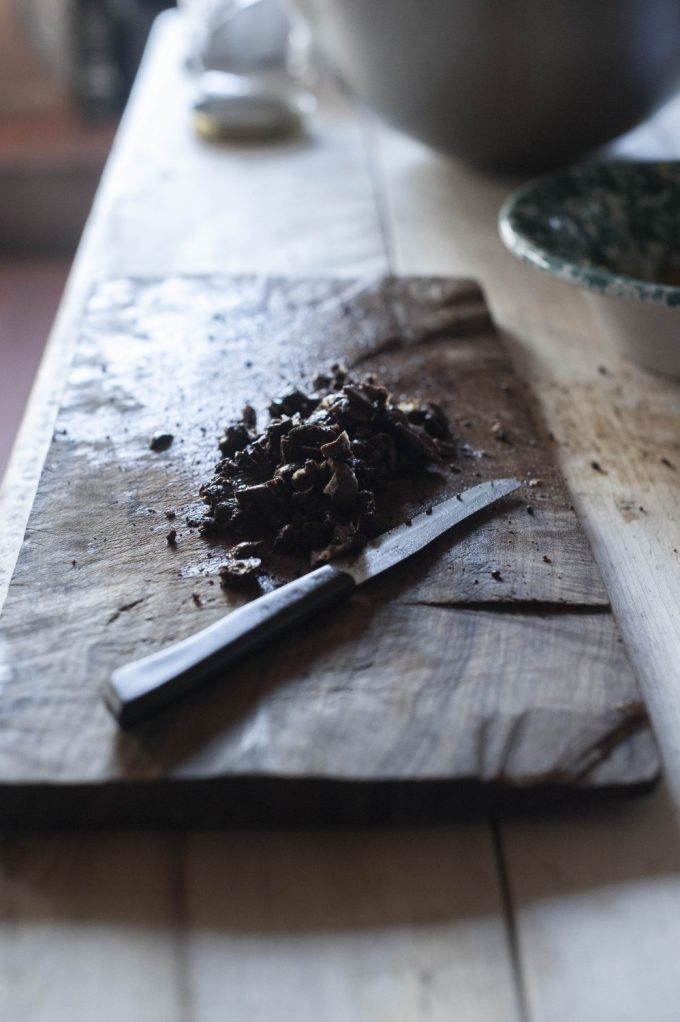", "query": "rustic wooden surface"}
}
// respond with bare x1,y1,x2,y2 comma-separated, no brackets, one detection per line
2,9,680,1019
0,273,656,822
